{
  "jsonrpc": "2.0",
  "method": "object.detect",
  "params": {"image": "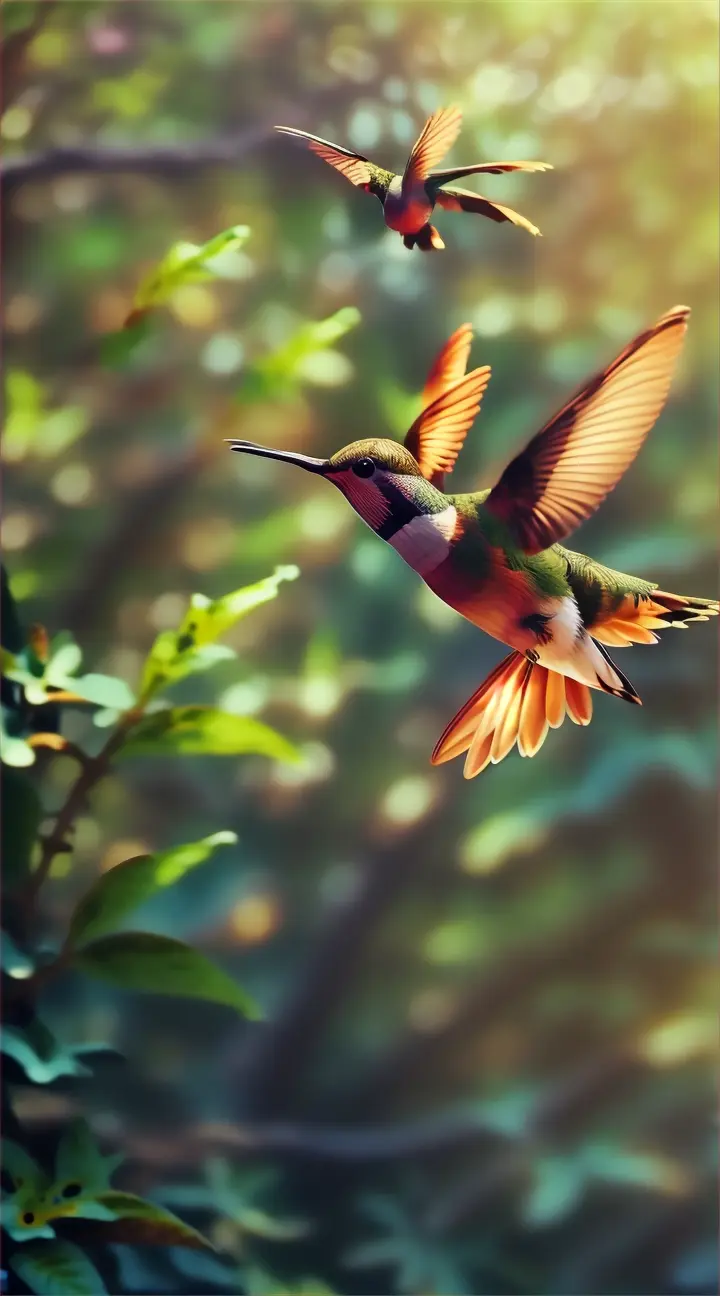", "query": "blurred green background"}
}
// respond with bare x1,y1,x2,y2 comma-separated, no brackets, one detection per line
2,1,718,1293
